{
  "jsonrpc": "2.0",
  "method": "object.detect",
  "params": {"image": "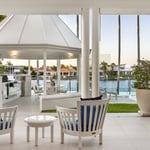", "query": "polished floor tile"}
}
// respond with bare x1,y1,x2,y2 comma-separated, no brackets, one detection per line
1,95,150,150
